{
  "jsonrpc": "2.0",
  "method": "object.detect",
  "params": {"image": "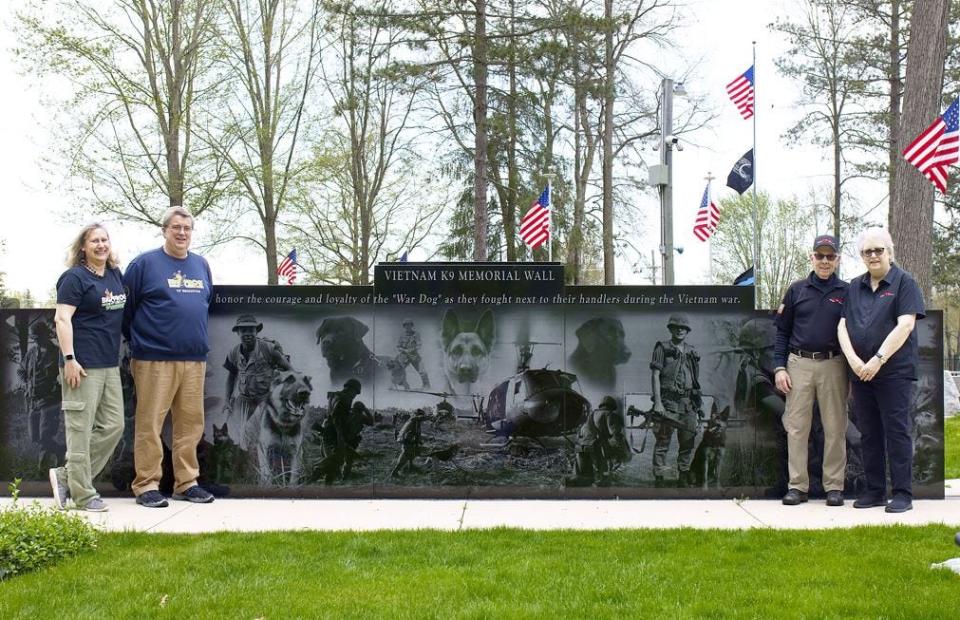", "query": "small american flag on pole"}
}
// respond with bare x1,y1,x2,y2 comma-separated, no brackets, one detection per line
277,249,298,285
902,99,959,194
693,183,720,242
726,65,755,120
520,186,550,250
